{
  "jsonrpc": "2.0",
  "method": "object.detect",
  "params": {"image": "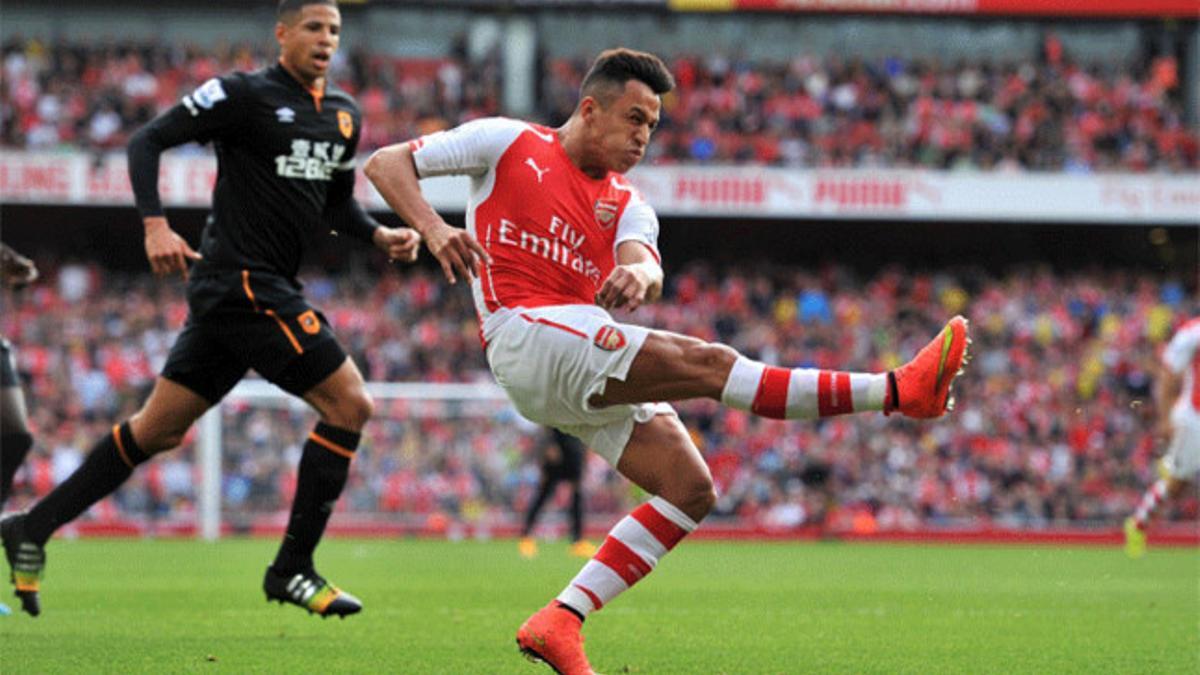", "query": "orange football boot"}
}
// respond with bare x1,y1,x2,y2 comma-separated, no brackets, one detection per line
516,602,594,675
888,316,970,419
568,540,597,558
519,537,539,559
